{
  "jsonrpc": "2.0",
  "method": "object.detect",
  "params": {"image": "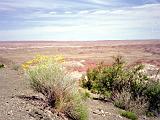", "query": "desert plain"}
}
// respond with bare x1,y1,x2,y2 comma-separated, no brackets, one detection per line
0,40,160,67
